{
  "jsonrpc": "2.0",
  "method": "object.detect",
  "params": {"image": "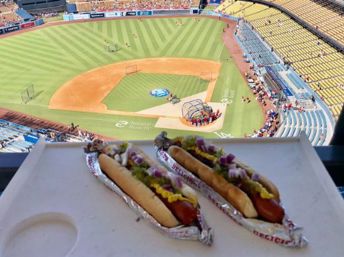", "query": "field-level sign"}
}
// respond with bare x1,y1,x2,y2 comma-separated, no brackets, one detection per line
214,131,232,138
115,120,128,128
